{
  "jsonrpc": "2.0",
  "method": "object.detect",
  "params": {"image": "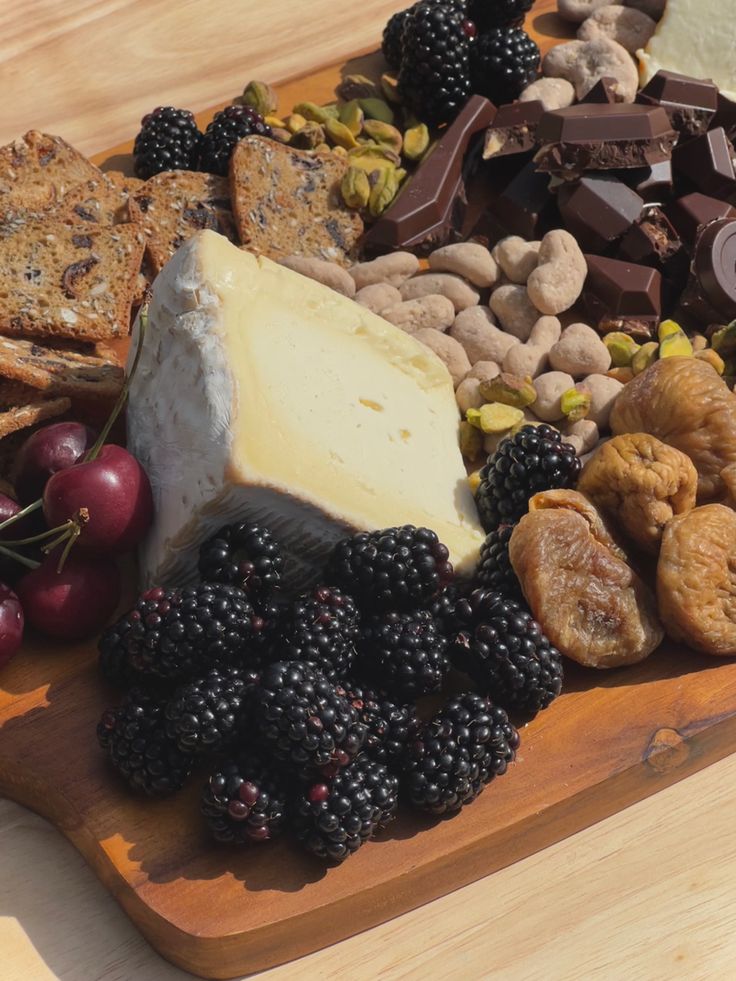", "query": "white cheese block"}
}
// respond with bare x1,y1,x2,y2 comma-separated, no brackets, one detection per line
127,230,484,588
638,0,736,101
